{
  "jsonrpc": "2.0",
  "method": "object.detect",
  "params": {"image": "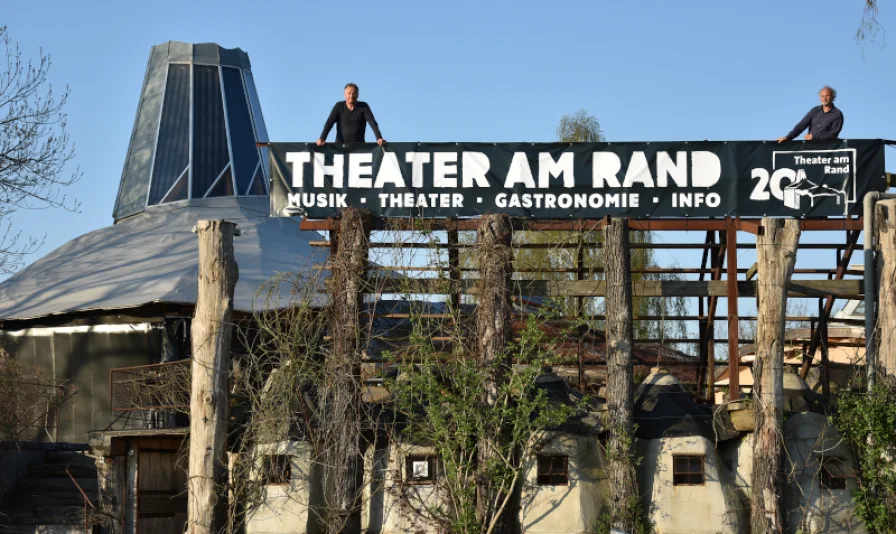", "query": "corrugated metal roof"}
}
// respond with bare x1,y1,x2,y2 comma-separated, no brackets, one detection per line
0,197,326,321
